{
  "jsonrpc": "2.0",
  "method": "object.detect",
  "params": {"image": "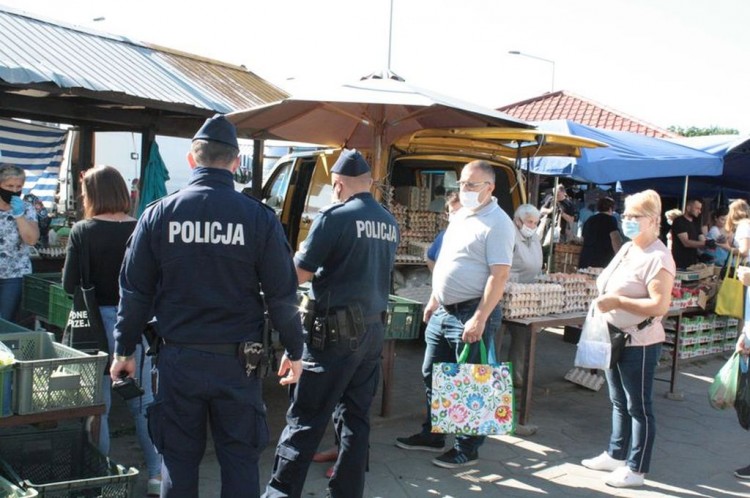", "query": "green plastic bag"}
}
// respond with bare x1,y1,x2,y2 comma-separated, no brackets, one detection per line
709,351,741,410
